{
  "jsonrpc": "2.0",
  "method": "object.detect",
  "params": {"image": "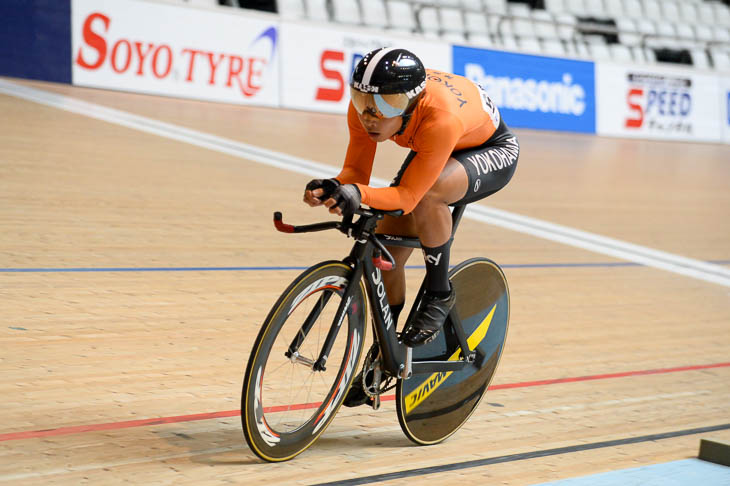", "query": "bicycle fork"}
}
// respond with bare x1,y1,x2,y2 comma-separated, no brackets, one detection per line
285,264,364,372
